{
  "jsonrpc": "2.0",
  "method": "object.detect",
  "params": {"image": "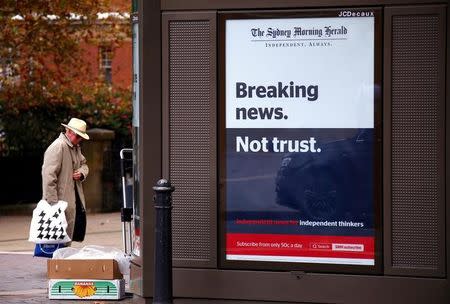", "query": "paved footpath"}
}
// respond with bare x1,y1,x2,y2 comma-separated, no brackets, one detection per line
0,212,143,303
0,212,289,304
